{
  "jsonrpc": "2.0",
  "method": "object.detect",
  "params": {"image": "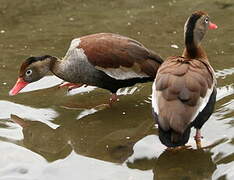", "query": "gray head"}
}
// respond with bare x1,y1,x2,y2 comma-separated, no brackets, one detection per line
183,11,217,58
184,11,217,47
